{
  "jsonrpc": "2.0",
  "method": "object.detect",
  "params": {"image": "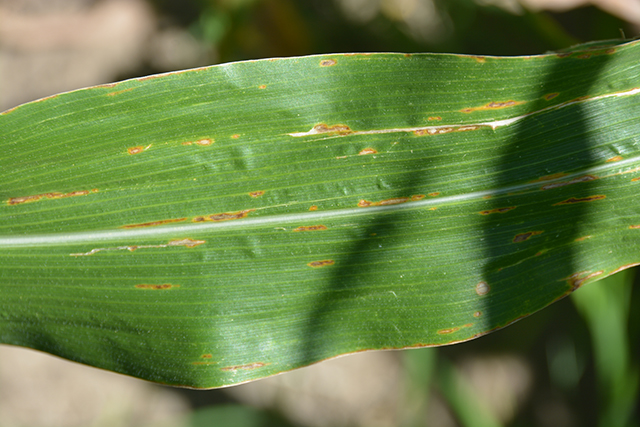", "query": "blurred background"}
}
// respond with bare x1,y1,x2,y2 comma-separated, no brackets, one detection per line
0,0,639,426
